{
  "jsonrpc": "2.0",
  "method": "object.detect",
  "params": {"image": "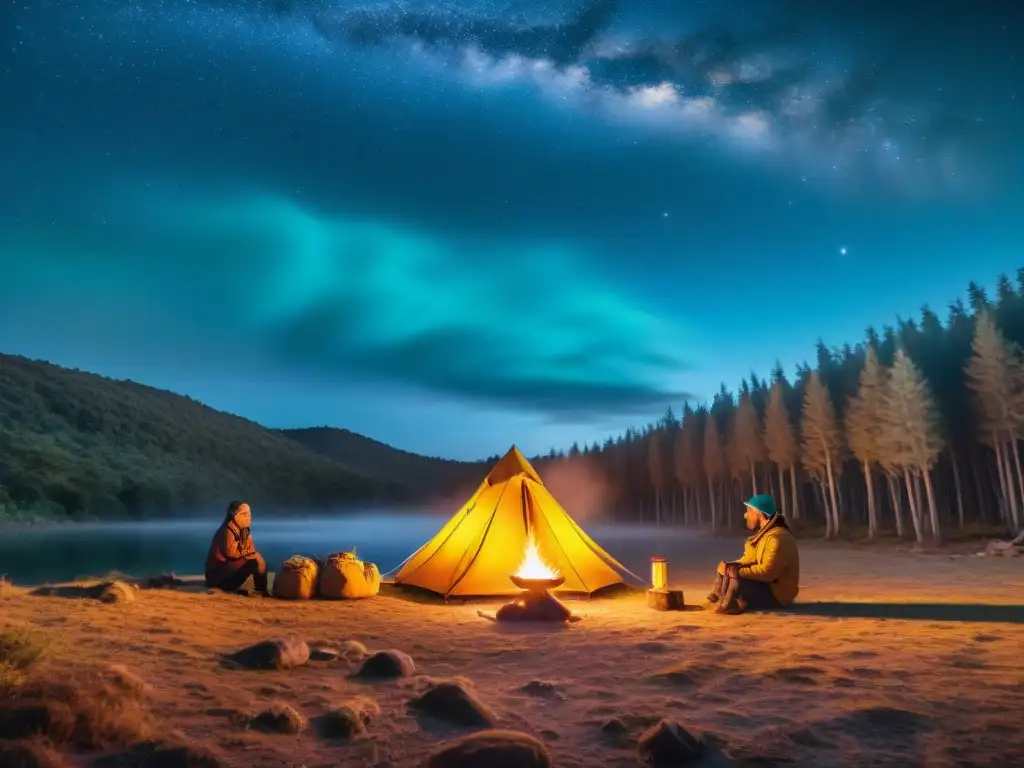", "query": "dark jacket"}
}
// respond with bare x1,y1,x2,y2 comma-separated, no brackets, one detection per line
204,520,257,585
